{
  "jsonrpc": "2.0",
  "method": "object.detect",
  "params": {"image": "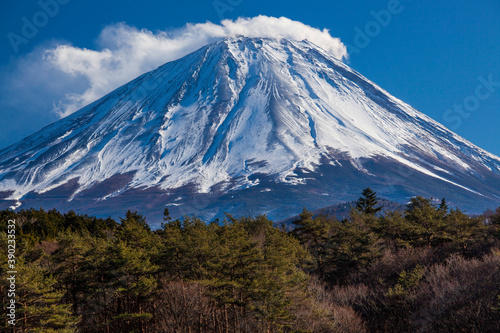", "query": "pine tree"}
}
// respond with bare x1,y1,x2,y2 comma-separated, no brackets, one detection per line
404,196,447,247
77,235,114,332
373,210,411,252
489,207,500,226
108,240,157,331
204,217,261,332
326,214,378,283
16,256,79,332
444,208,483,255
109,211,158,332
291,209,332,277
252,217,308,331
439,198,448,213
52,232,91,315
356,187,383,215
